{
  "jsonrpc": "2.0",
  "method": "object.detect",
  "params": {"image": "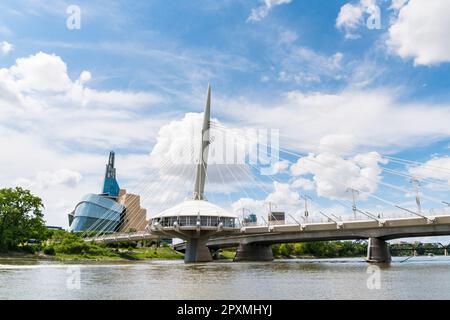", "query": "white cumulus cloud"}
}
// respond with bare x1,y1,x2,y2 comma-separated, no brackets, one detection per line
336,0,380,39
271,160,290,174
291,178,315,191
387,0,450,65
408,156,450,186
290,151,387,200
232,181,302,218
9,52,72,92
266,181,301,206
